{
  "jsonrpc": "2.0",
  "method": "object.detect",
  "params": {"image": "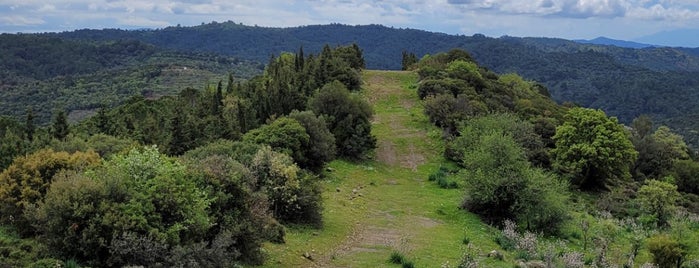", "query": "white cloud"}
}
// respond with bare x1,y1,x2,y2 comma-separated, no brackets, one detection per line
0,15,44,26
